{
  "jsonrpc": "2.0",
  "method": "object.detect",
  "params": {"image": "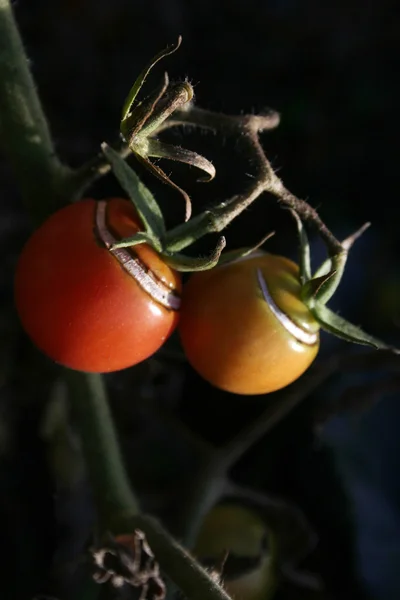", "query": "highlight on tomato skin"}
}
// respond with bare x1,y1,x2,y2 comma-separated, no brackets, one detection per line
14,198,181,373
178,252,320,395
194,503,271,600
